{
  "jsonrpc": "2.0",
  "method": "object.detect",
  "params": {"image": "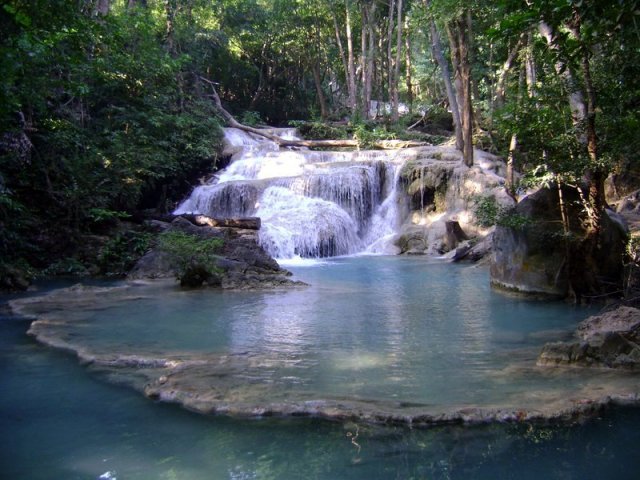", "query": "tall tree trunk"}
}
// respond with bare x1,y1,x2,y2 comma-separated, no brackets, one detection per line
538,21,587,144
311,63,328,119
494,36,524,108
164,0,177,54
362,2,378,119
345,0,358,115
359,4,368,117
391,0,403,122
449,16,474,166
94,0,111,16
540,18,602,218
387,0,396,107
465,10,481,115
506,66,525,199
540,17,605,301
331,8,350,110
524,31,537,97
423,0,463,151
127,0,147,8
404,17,413,112
312,9,329,120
